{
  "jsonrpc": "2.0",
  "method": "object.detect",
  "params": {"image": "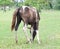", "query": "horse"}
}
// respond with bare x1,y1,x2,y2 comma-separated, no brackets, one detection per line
11,6,40,44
